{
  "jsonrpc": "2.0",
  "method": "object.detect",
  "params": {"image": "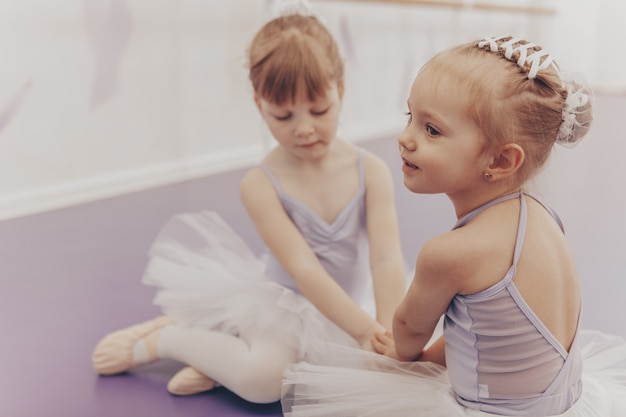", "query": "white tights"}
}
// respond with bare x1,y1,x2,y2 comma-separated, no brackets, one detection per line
153,326,298,403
